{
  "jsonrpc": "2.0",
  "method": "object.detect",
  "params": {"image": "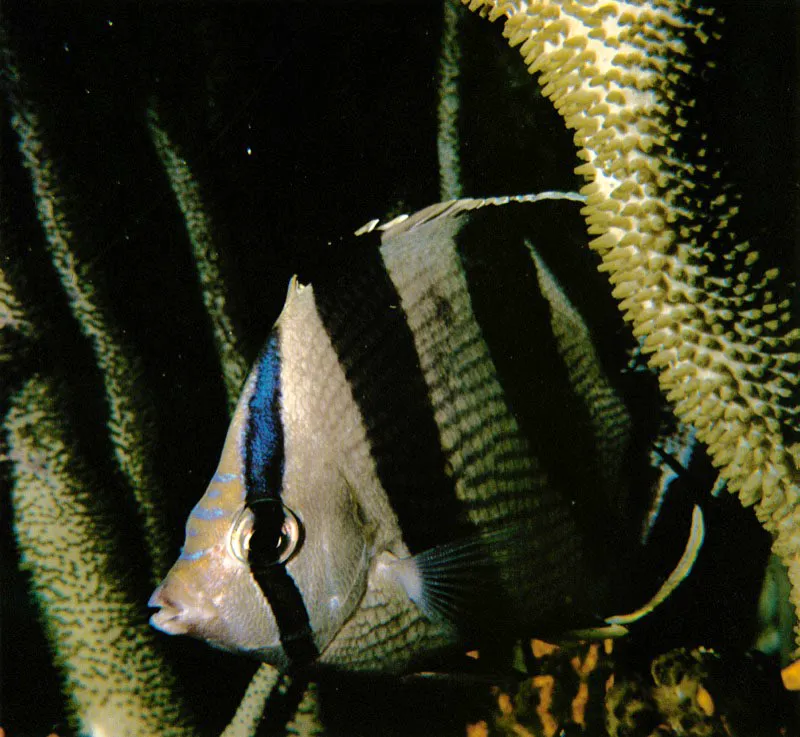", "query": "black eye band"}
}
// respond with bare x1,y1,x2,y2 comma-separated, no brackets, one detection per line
251,564,319,668
242,500,317,666
246,499,303,569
